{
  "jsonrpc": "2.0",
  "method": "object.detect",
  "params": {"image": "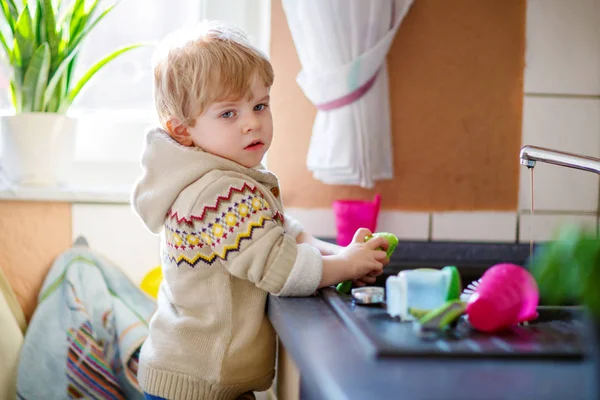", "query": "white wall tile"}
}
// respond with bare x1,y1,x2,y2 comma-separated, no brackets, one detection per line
72,204,161,285
376,211,430,240
284,208,430,241
432,212,517,242
285,208,338,238
525,0,600,95
519,213,598,242
520,97,600,212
